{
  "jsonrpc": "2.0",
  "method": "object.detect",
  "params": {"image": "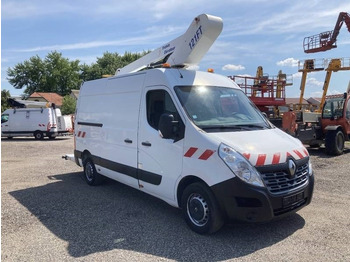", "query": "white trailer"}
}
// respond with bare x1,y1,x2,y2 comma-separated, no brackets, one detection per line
69,14,314,234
